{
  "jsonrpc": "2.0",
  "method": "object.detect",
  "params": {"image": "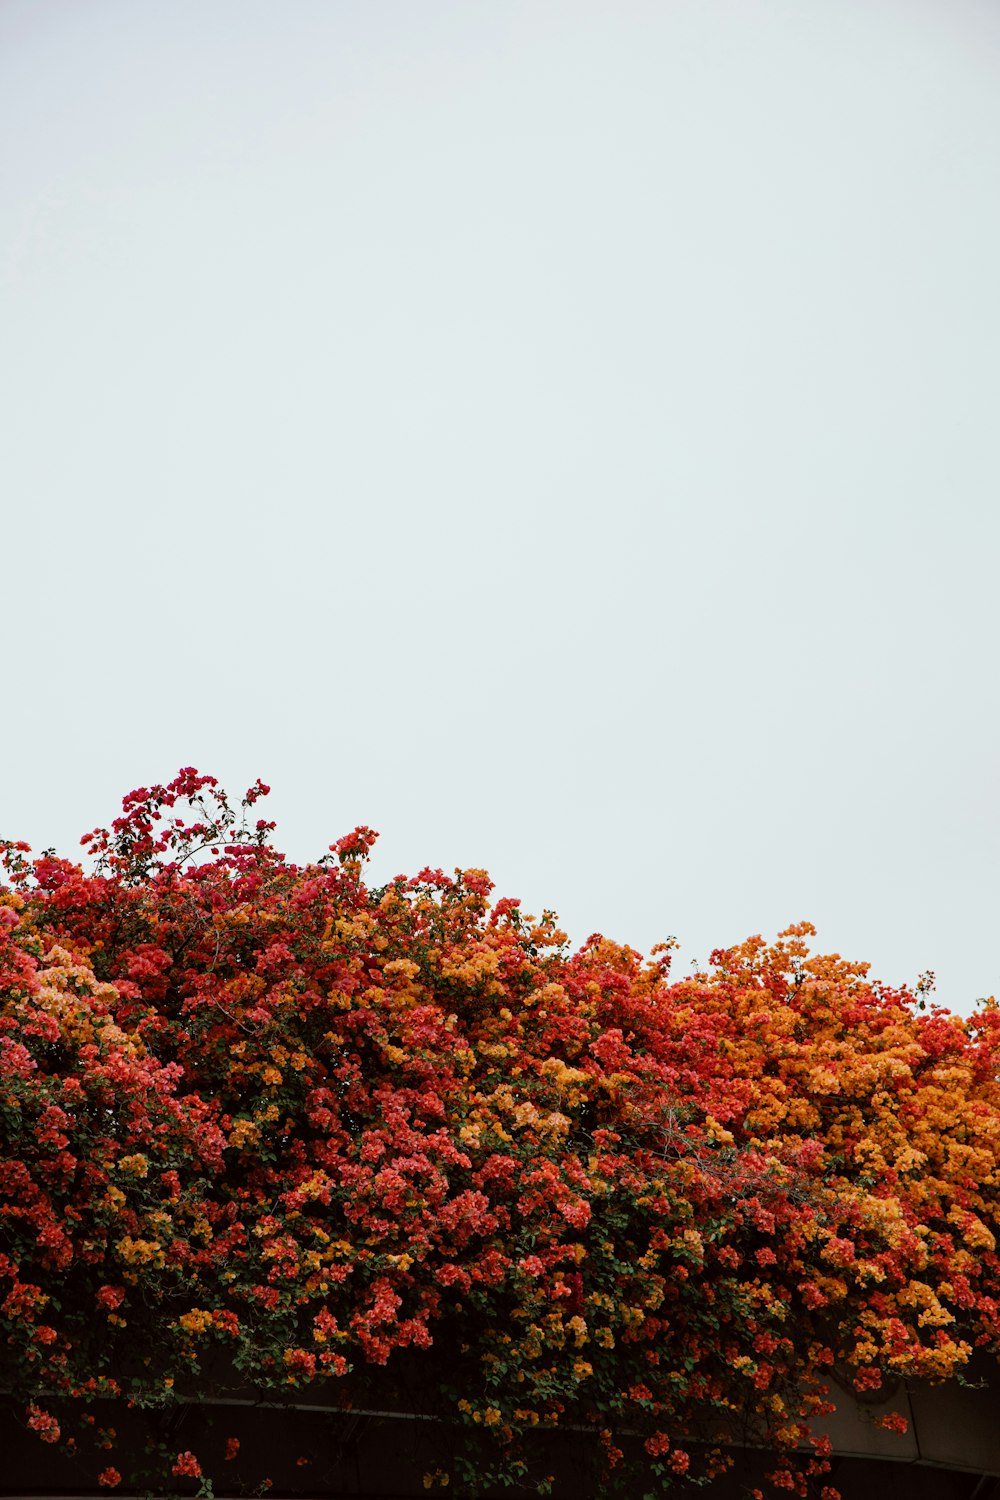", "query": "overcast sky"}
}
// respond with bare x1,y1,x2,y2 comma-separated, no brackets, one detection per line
3,0,999,1014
